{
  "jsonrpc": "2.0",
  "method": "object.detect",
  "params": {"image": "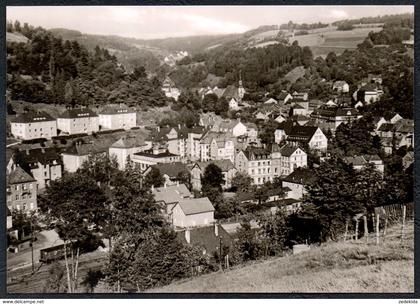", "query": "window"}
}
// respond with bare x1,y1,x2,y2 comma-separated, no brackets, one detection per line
44,171,48,177
15,195,19,200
